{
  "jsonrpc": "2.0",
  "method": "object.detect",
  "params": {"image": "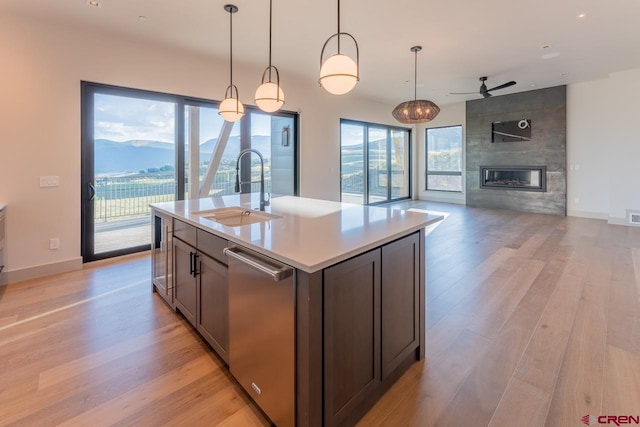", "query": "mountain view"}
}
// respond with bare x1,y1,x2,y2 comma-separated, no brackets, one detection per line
94,135,272,175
